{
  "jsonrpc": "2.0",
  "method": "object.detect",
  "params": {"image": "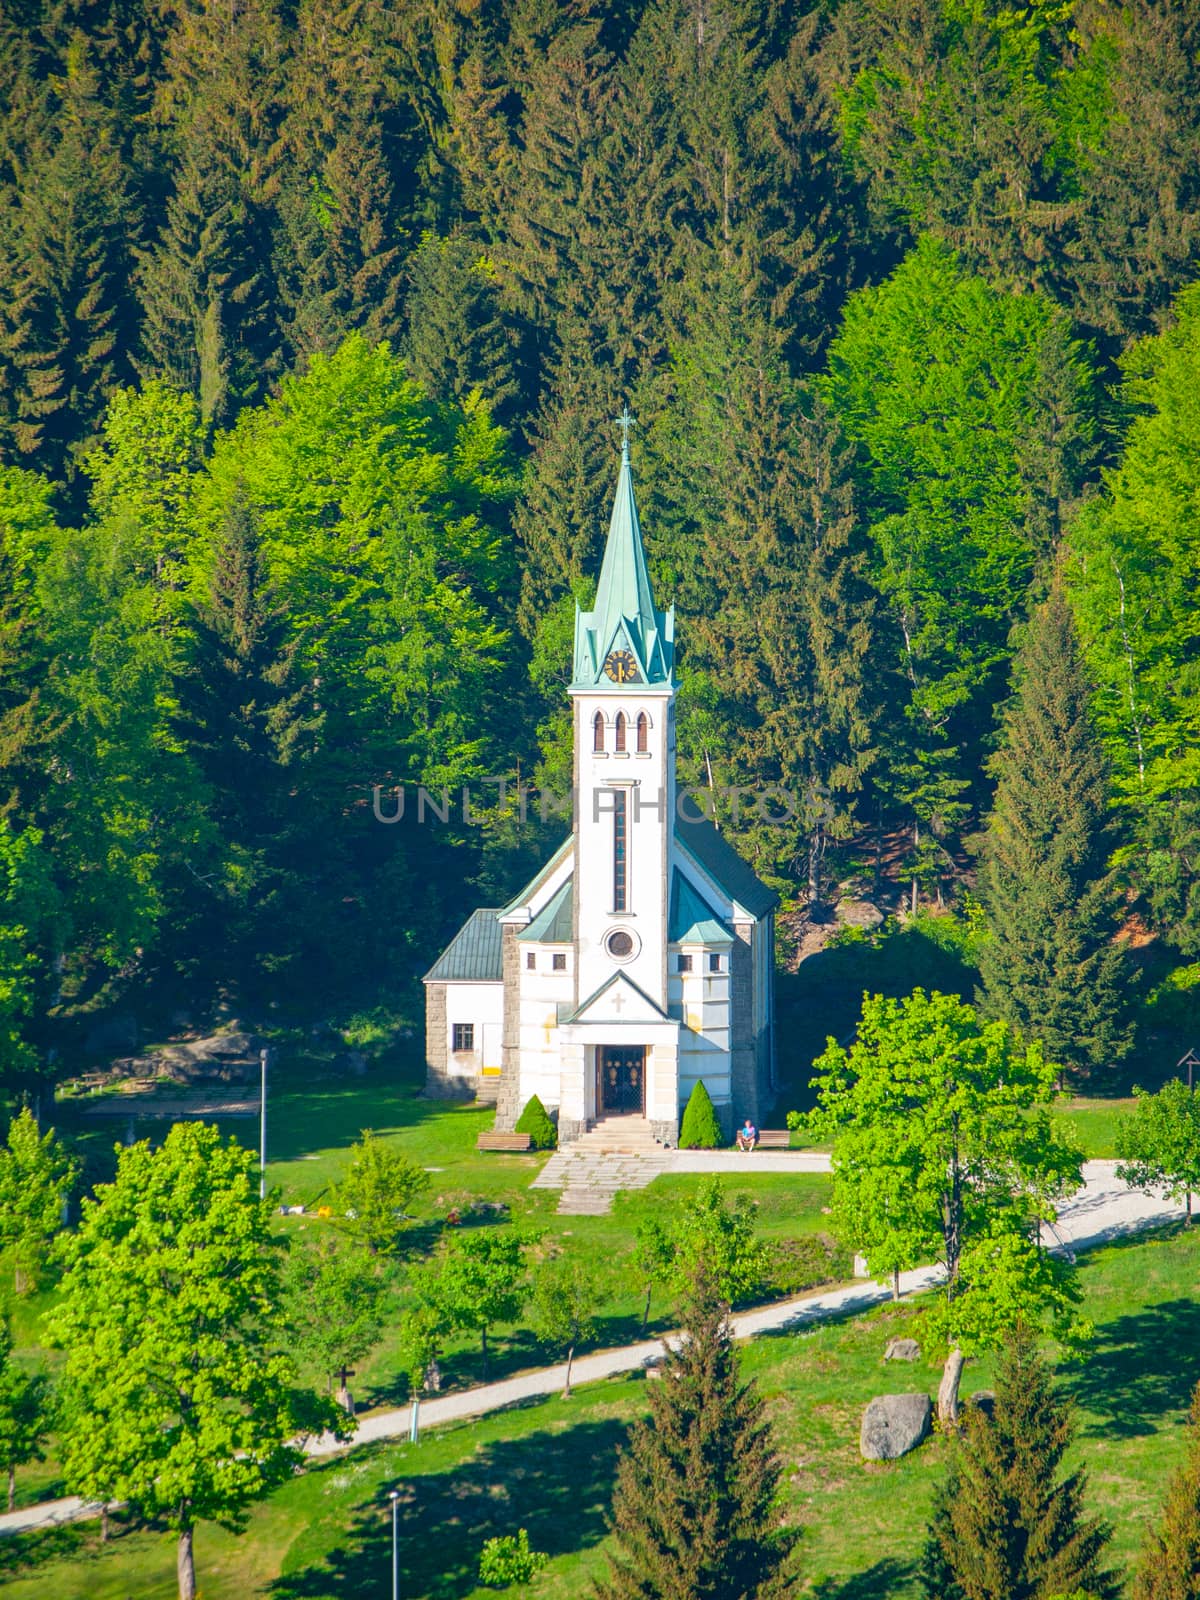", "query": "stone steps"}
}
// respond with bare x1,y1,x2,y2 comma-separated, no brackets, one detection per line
533,1134,672,1215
